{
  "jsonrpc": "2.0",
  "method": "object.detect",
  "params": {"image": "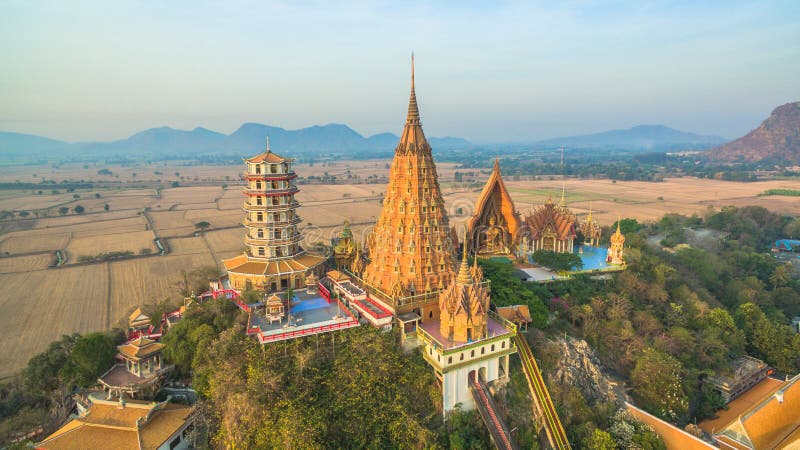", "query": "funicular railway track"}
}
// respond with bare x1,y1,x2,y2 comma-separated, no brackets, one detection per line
514,334,571,449
469,371,516,450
